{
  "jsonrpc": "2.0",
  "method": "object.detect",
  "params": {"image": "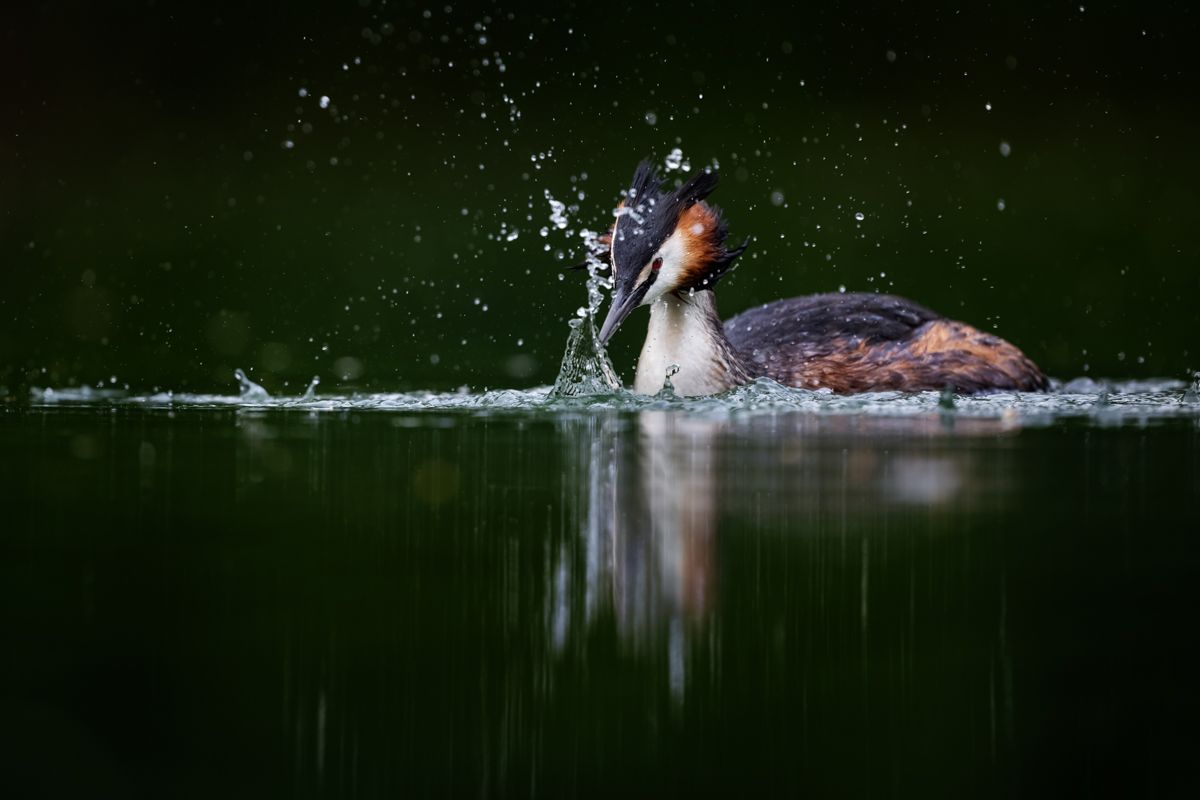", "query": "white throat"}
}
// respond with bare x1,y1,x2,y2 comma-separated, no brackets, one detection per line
634,292,745,396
